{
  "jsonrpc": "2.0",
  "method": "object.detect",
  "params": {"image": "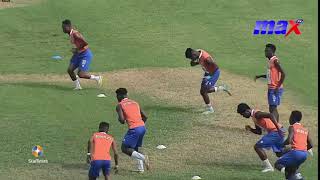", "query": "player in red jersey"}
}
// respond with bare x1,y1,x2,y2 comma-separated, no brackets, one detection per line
275,111,313,180
62,19,102,90
87,122,119,180
237,103,285,172
185,48,231,114
255,44,285,121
